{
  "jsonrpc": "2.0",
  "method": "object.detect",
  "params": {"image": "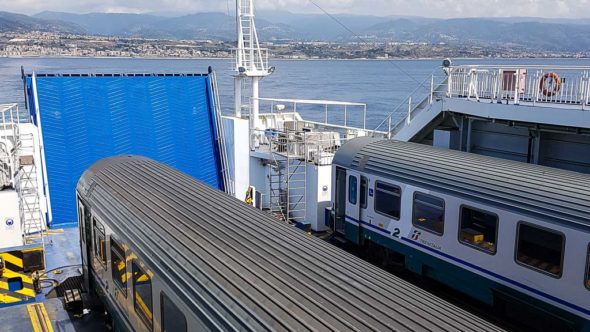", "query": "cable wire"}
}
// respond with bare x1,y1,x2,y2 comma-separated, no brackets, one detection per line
308,0,422,84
